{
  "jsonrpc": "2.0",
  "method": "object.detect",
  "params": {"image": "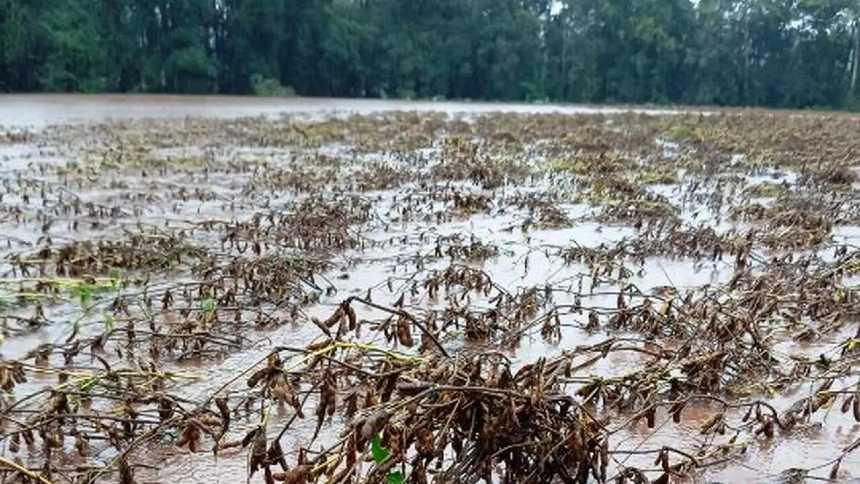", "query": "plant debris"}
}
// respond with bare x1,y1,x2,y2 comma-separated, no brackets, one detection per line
2,109,860,483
